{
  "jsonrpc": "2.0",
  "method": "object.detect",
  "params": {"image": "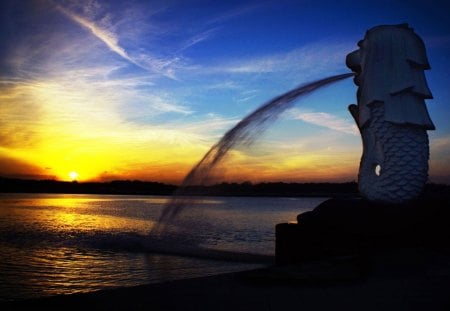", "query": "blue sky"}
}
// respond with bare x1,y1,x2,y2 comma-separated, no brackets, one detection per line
1,0,449,183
